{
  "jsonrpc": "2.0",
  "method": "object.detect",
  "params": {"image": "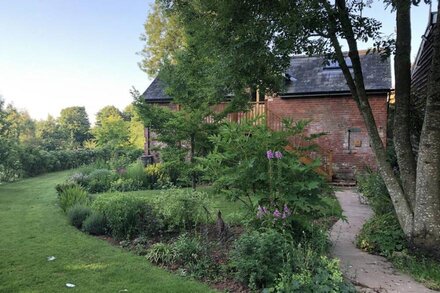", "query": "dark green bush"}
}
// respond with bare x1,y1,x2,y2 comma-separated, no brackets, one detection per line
87,169,115,193
67,204,92,229
55,182,79,197
356,213,407,257
59,185,90,212
82,212,108,235
153,189,211,231
357,170,393,215
229,229,288,289
92,194,163,239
